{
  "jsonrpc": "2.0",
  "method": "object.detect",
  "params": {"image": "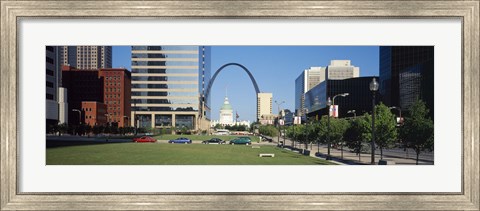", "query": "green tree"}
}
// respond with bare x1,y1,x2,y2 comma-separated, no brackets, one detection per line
85,125,92,137
214,124,223,130
258,125,278,137
374,103,398,159
400,99,434,165
318,116,349,148
344,114,371,160
305,122,320,149
92,125,101,136
57,123,68,136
